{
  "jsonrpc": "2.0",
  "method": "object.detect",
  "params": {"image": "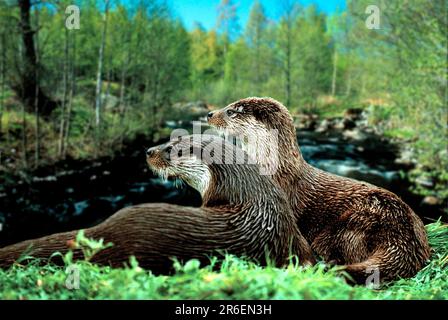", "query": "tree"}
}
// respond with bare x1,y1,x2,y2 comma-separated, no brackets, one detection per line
58,9,70,157
109,4,134,145
144,17,191,129
16,0,57,117
0,34,5,136
216,0,239,58
295,5,332,109
0,3,6,138
345,0,447,195
33,5,40,165
223,38,251,102
62,29,76,158
190,24,223,99
94,0,111,147
276,0,300,108
245,1,268,94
